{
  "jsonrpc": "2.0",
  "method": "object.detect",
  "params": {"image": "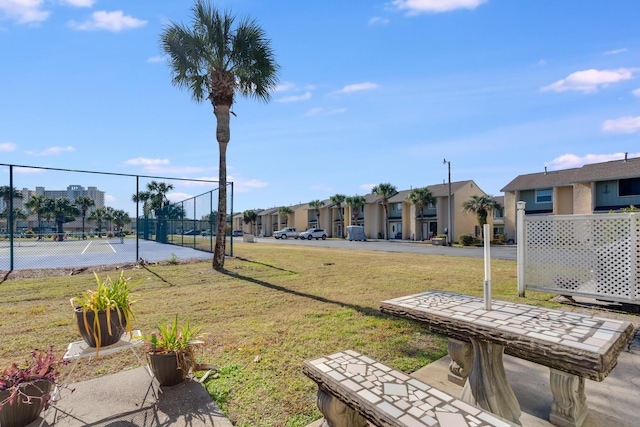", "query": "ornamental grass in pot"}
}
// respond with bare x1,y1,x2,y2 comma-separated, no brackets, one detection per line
145,315,203,387
0,346,66,427
70,271,139,354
